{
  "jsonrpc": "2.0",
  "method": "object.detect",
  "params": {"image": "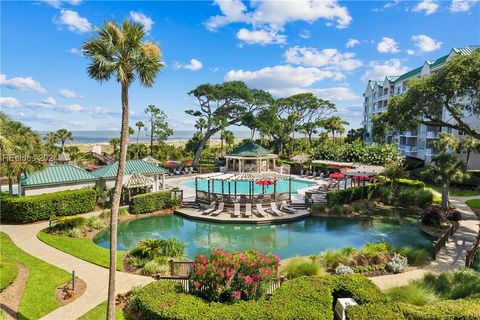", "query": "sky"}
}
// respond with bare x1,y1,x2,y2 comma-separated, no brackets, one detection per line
1,0,479,133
